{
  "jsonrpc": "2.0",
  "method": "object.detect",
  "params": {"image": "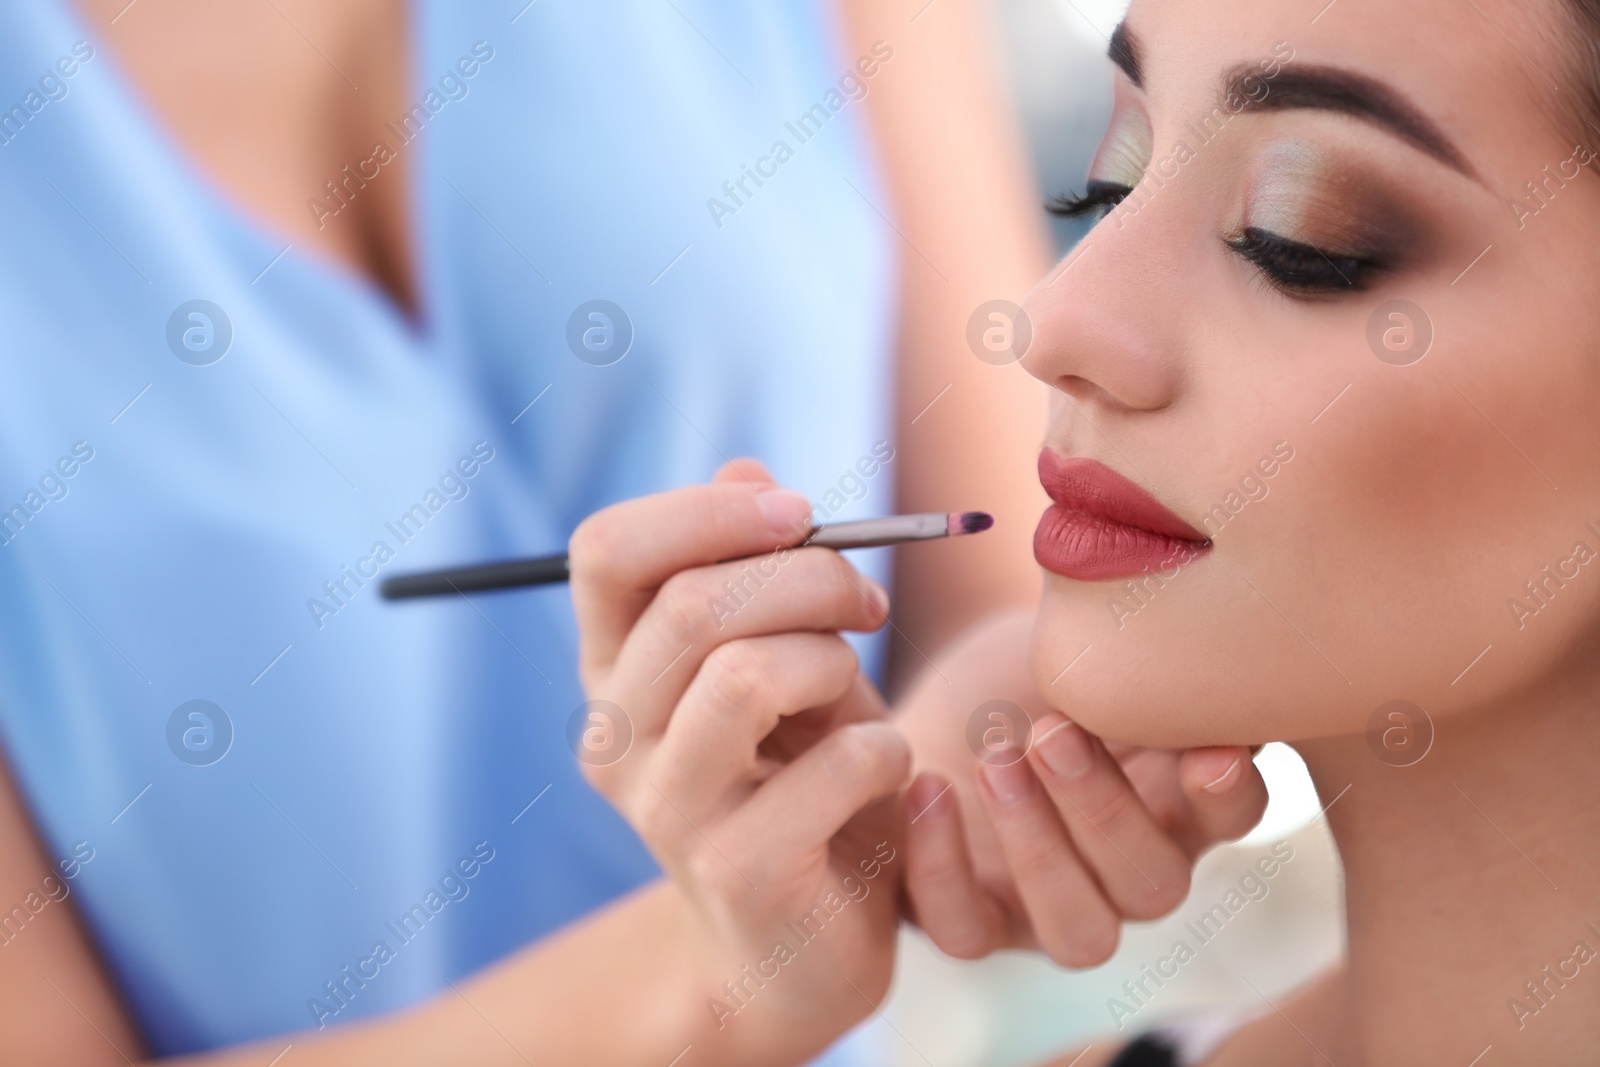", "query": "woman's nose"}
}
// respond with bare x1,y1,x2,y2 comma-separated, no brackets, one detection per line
1019,214,1188,416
